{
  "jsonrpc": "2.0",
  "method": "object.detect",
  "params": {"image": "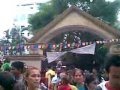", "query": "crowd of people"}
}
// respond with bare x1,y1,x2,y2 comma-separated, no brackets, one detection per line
0,54,119,90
